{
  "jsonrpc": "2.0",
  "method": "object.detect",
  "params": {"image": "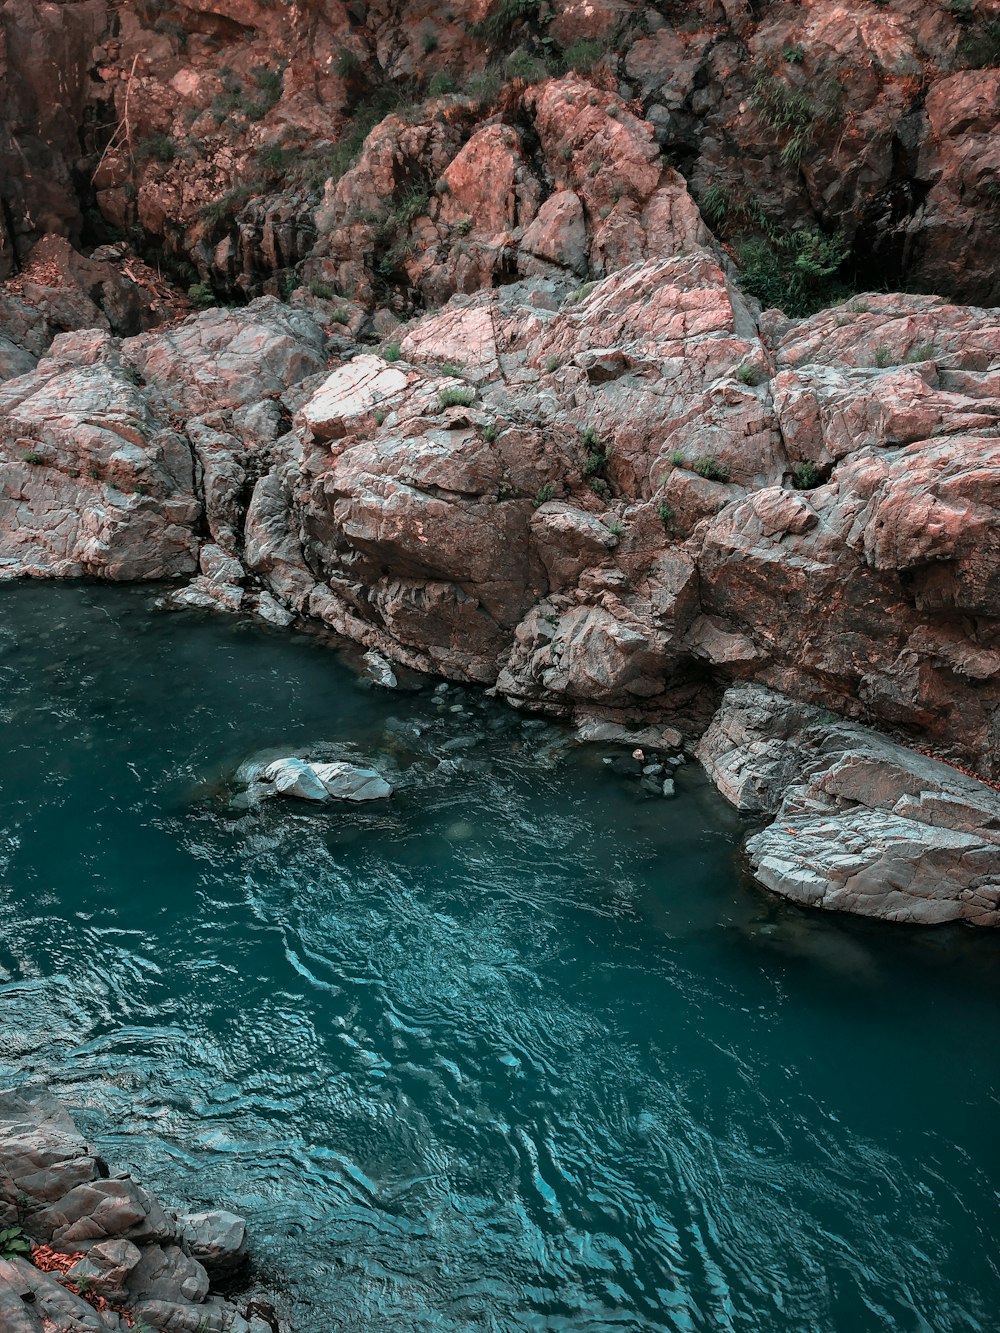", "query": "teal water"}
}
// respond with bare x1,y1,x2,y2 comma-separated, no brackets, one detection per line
0,584,998,1332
